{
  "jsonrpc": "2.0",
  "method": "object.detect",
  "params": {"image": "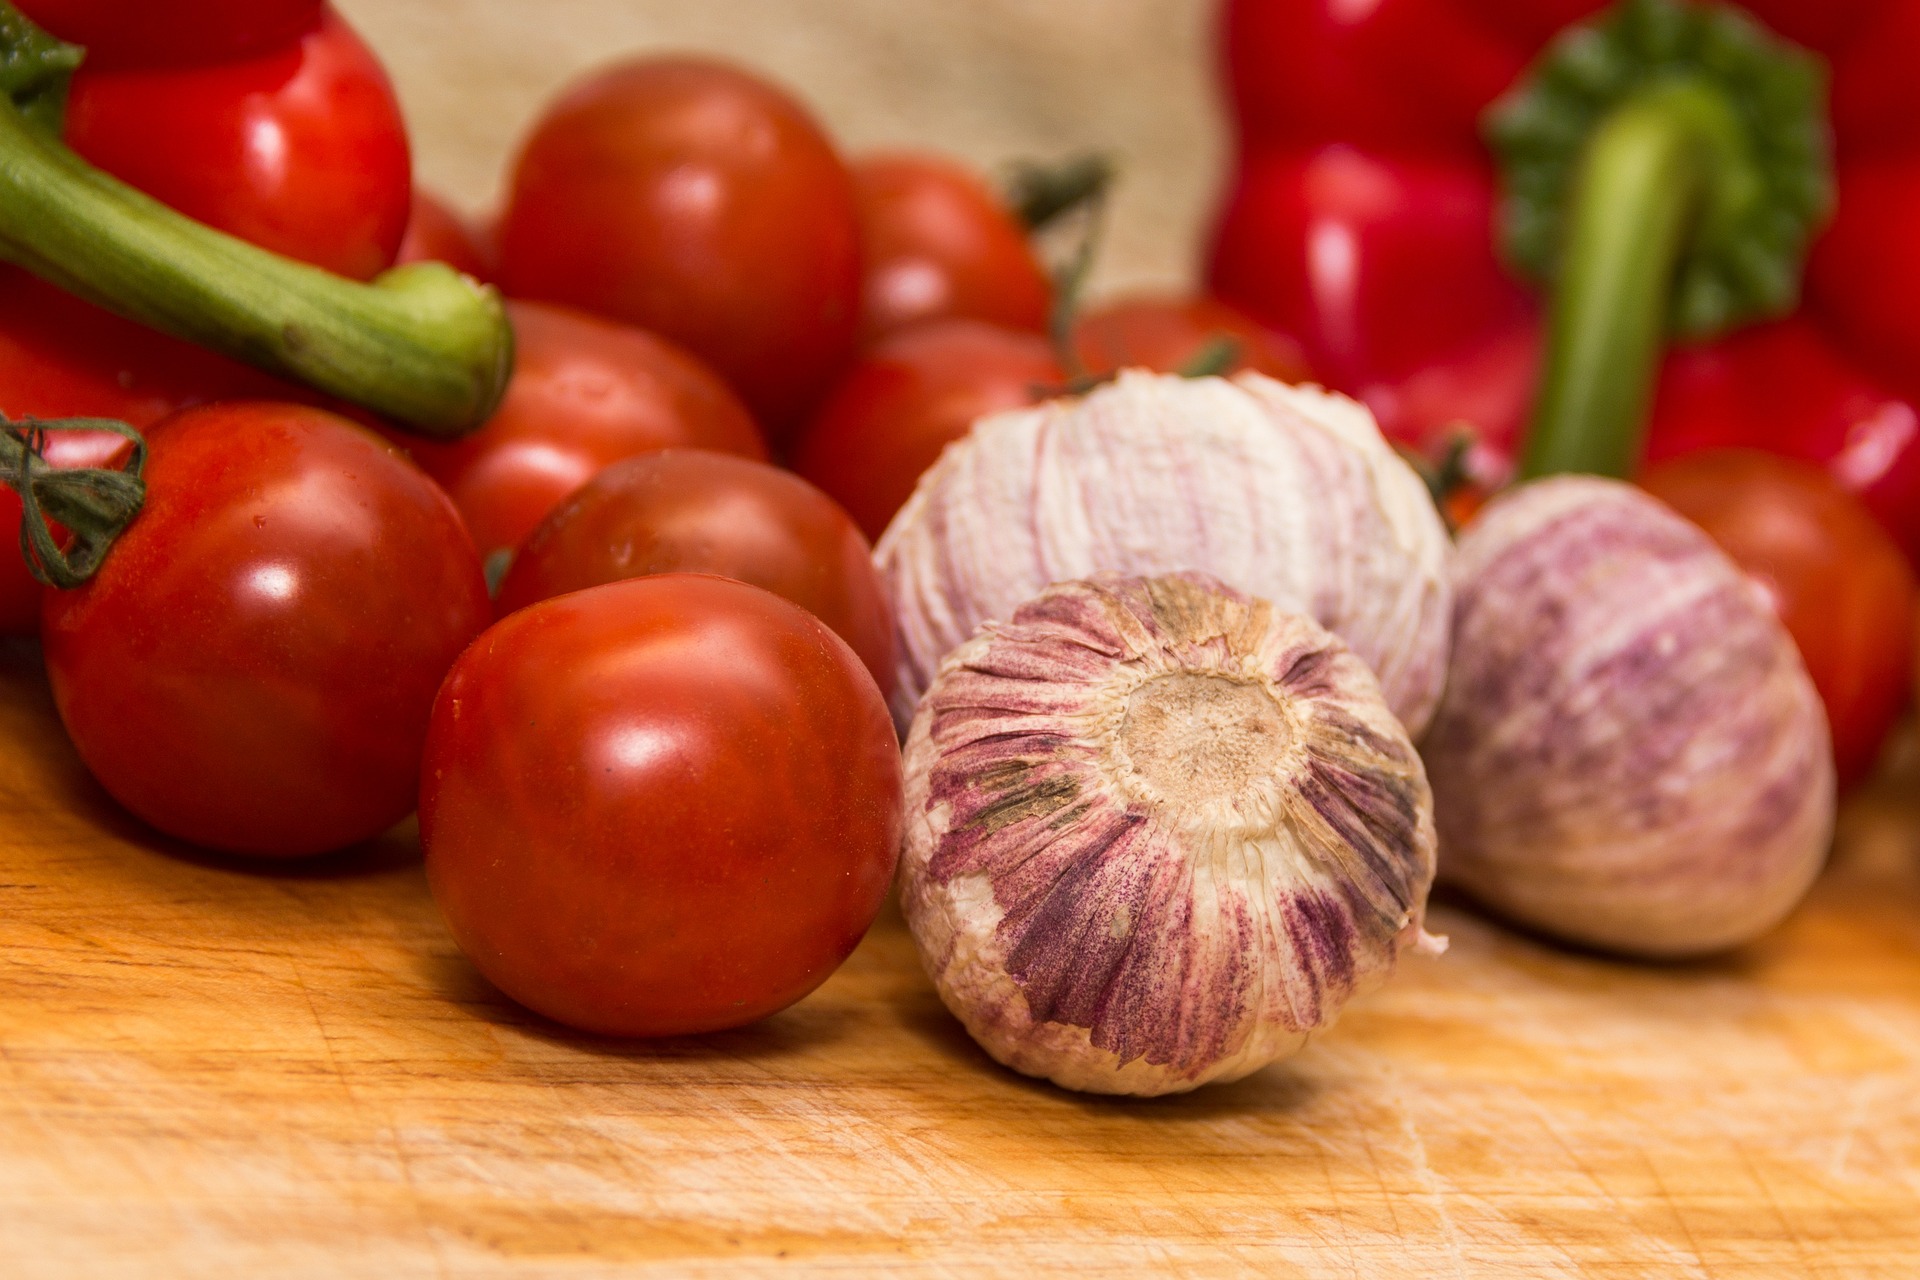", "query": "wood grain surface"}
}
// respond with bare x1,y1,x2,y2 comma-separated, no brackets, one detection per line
3,630,1918,1276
